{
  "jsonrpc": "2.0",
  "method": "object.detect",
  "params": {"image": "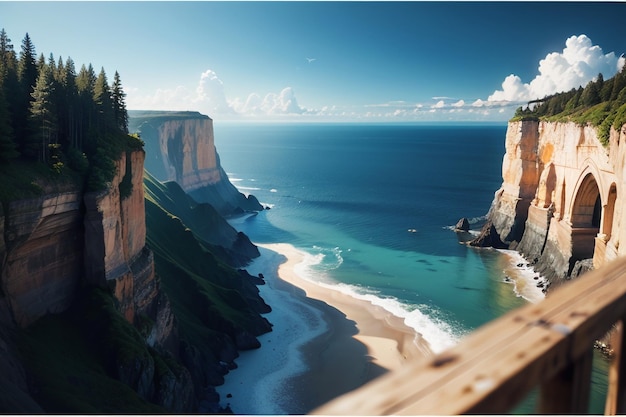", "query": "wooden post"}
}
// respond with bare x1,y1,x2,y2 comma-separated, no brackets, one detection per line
606,320,626,414
538,348,593,414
